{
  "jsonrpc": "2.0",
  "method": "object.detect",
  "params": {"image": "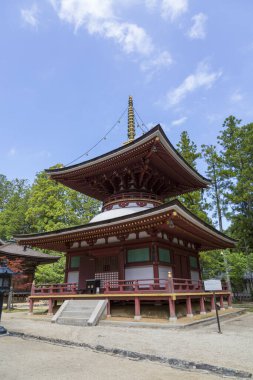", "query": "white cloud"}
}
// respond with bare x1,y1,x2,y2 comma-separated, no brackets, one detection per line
171,116,187,126
187,13,207,39
21,4,39,28
146,0,188,21
161,0,188,21
140,50,173,77
230,90,243,103
166,62,222,106
50,0,153,55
